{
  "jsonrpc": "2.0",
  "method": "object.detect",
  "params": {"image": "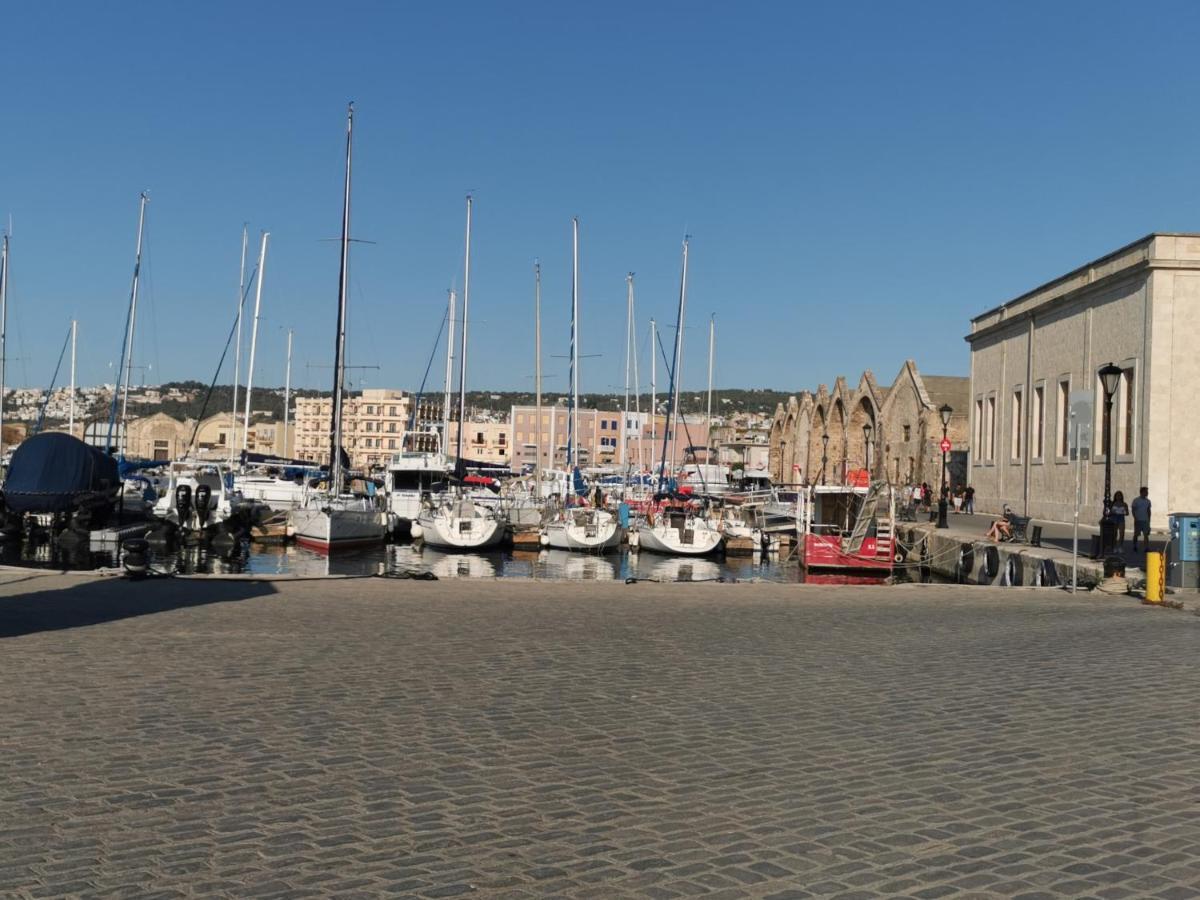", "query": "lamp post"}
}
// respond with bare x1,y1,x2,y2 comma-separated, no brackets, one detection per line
1098,362,1122,554
862,422,873,481
937,403,952,529
820,431,829,485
